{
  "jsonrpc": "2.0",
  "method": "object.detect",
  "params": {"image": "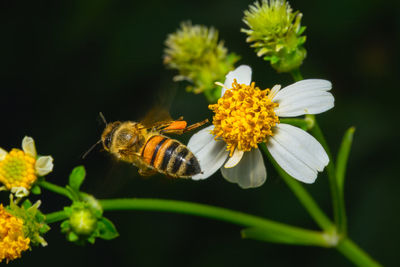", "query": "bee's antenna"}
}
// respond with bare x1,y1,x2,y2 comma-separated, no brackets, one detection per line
82,139,102,159
99,112,107,125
